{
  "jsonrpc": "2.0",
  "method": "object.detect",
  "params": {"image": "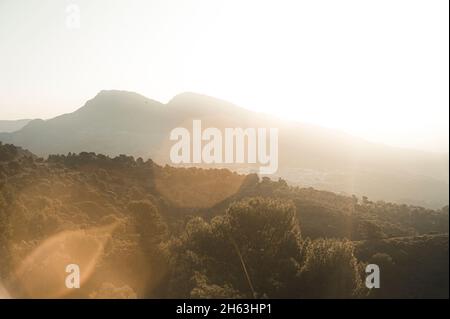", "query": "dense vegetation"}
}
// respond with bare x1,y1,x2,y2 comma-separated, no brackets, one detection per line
0,142,448,298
